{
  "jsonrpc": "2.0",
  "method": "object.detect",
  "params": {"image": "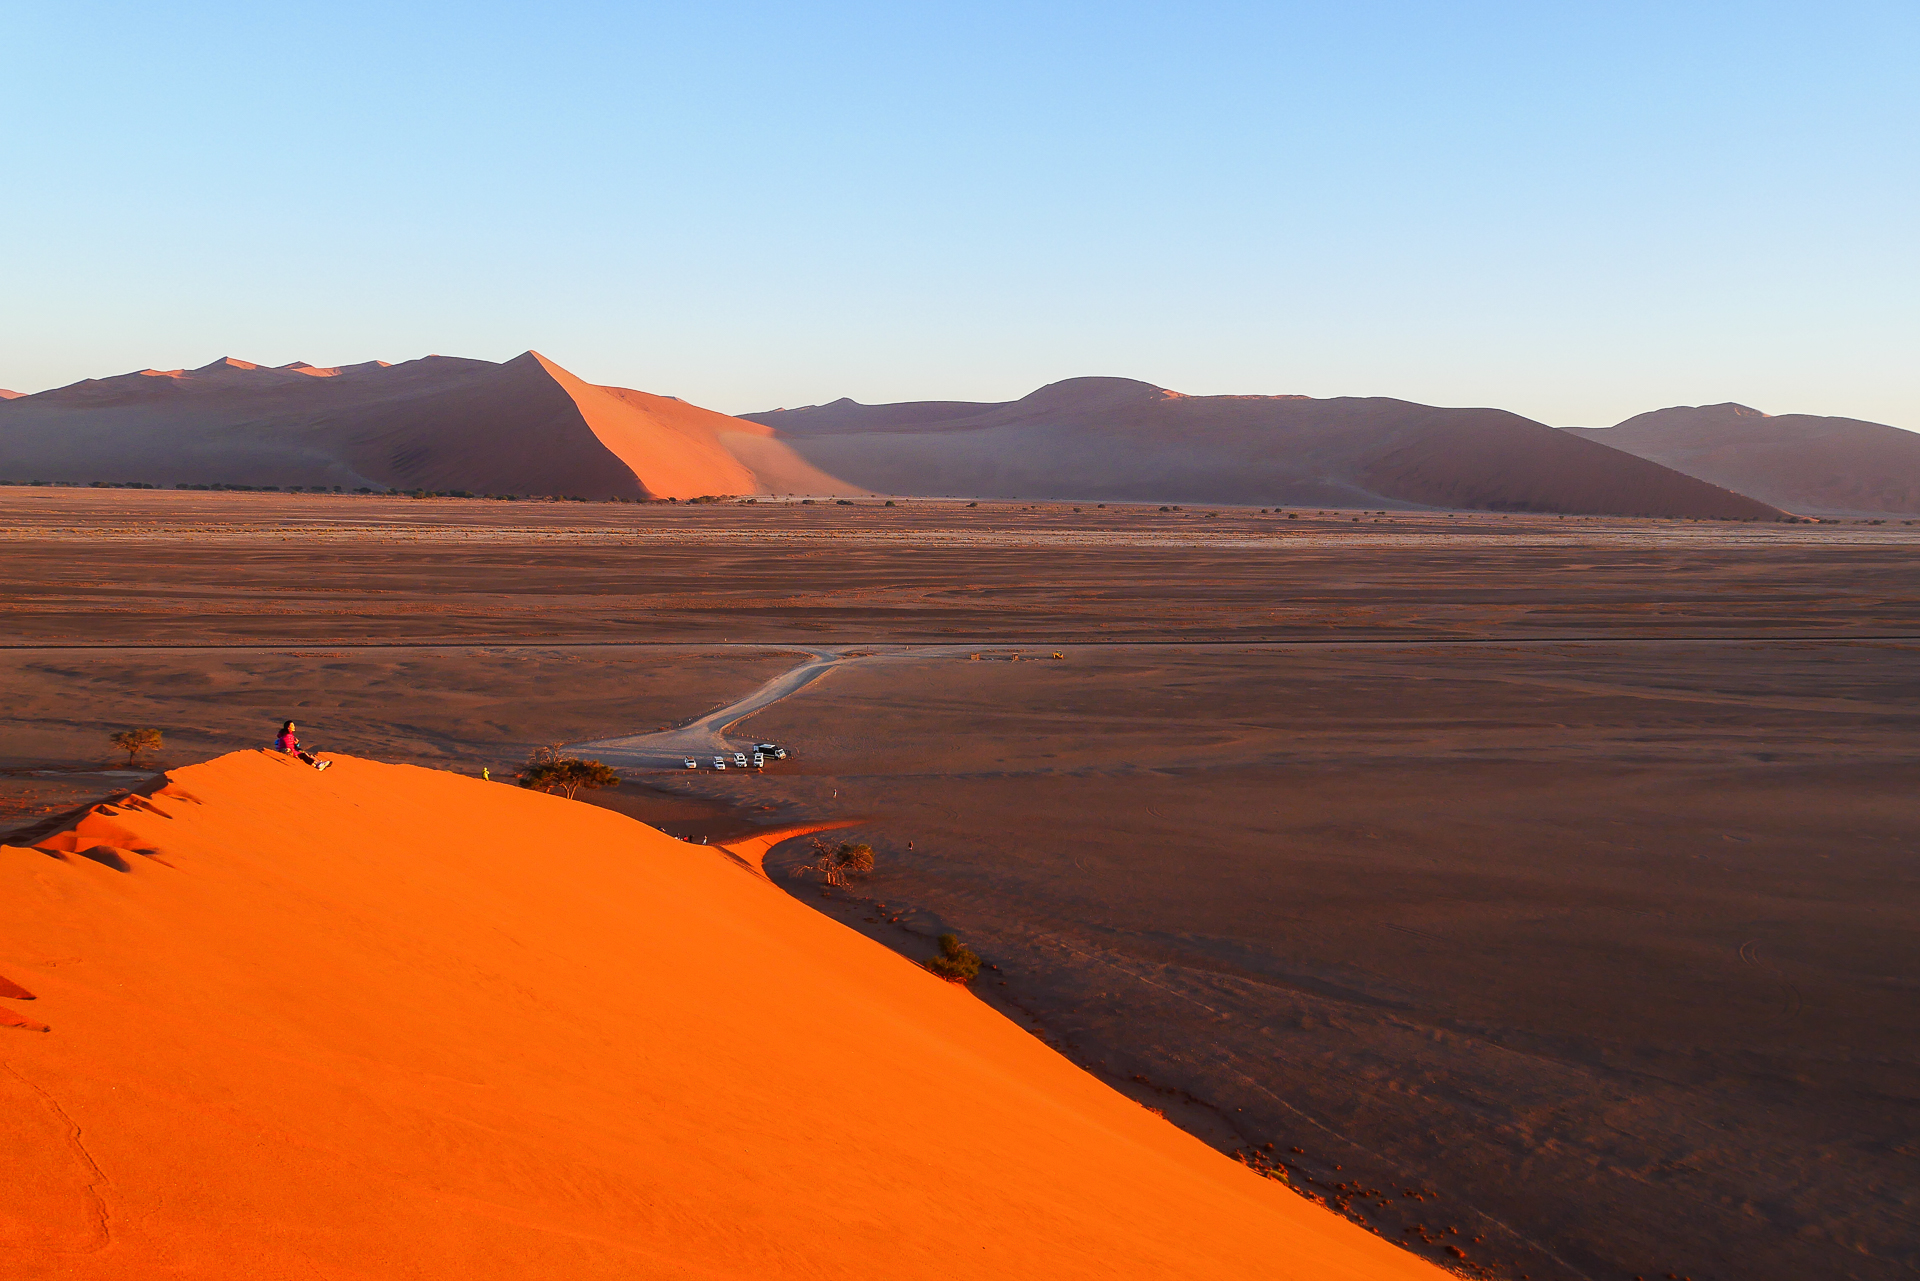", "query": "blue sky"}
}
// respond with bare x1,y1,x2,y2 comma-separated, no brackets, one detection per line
2,1,1914,426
